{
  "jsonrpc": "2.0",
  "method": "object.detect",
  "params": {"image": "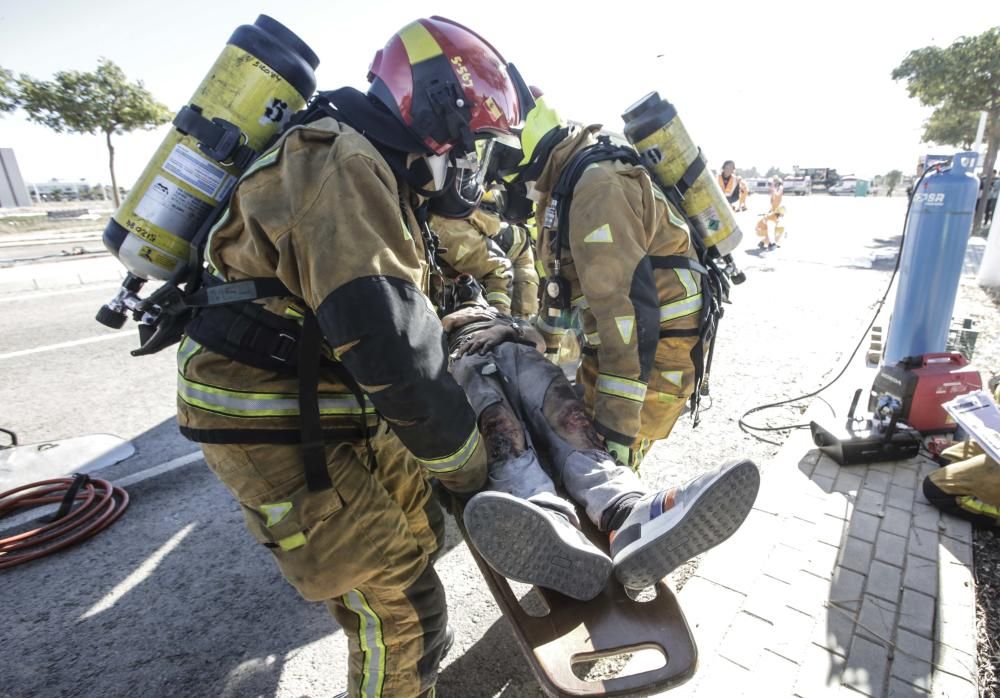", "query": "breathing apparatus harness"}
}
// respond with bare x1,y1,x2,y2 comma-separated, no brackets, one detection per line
541,136,731,425
125,88,480,492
